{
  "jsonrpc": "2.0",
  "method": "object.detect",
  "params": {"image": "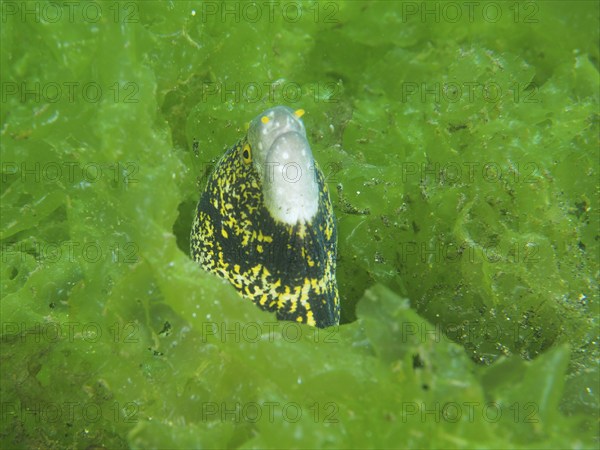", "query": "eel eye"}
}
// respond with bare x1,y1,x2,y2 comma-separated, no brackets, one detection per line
242,143,252,164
